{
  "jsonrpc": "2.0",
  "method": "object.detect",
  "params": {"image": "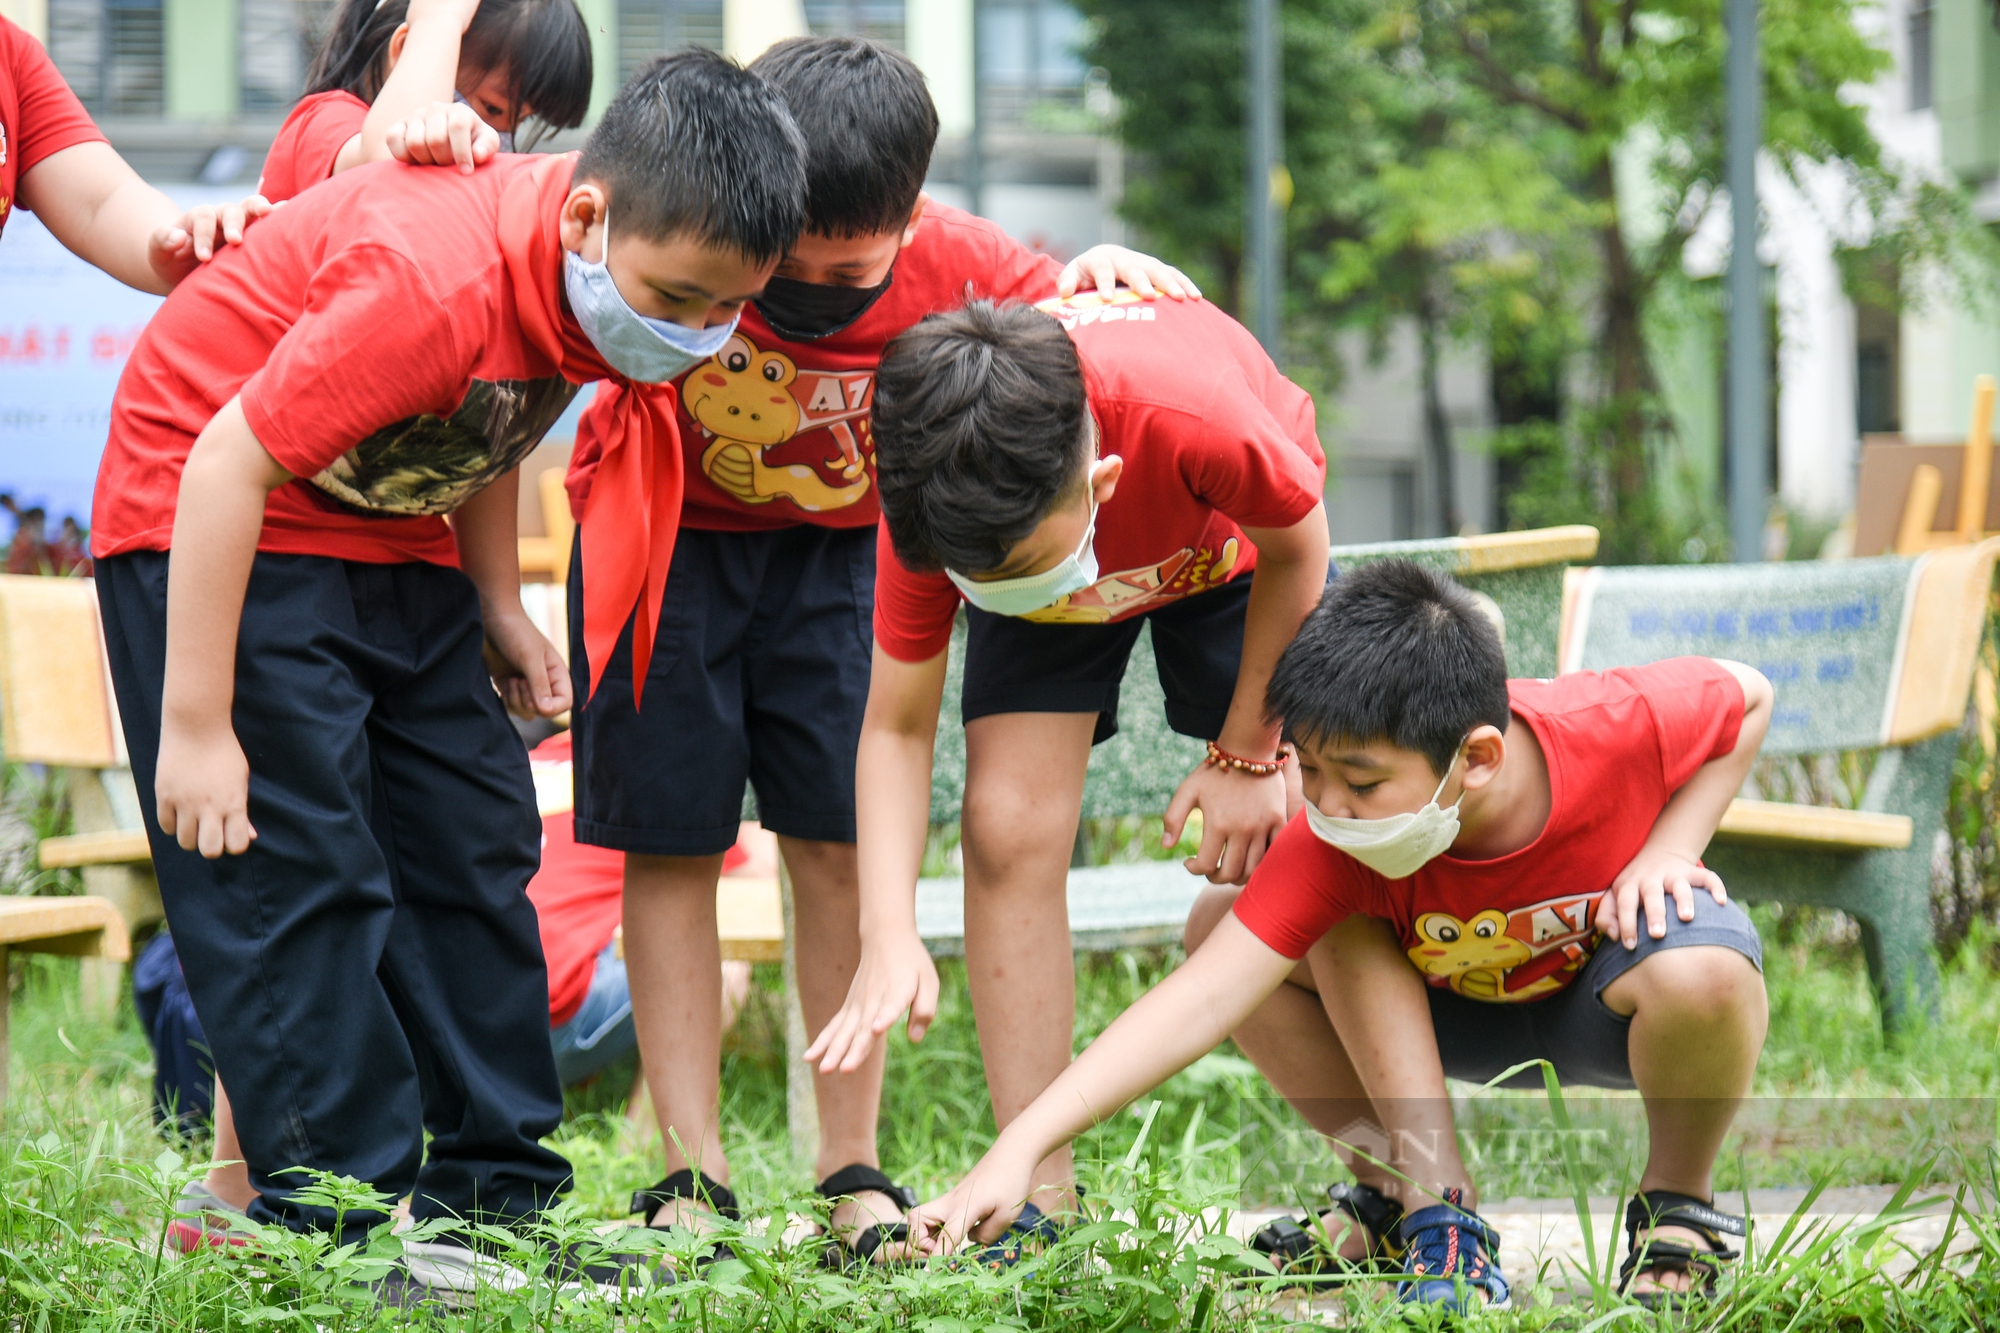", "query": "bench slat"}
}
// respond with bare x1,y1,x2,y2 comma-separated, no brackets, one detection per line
39,828,152,869
0,896,130,959
1714,798,1912,851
